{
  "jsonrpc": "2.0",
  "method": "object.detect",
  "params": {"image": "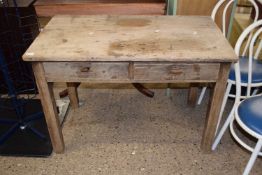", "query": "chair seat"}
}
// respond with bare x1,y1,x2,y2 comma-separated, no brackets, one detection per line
238,95,262,135
229,56,262,83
